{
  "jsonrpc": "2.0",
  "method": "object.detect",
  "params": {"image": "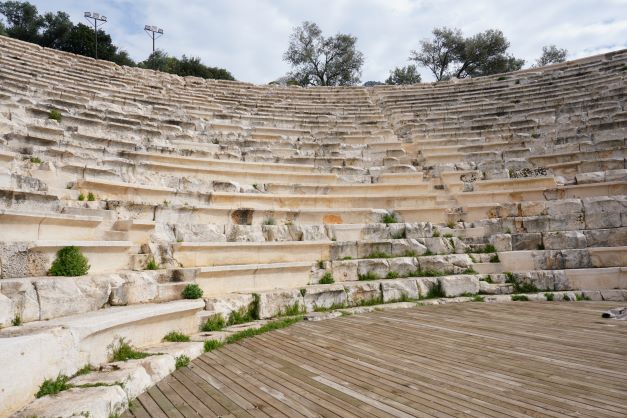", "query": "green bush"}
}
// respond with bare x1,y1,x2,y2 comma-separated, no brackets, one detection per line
544,292,554,301
202,313,226,331
263,217,276,225
36,374,70,398
204,339,223,352
366,251,391,259
78,193,85,201
30,156,42,164
472,295,485,302
87,192,96,201
511,294,529,301
228,306,254,325
182,283,203,299
163,331,190,342
358,271,379,281
48,109,62,122
48,246,90,277
145,258,159,270
426,281,445,299
319,272,335,284
385,271,399,279
381,212,398,224
175,355,190,369
483,275,493,284
280,302,304,316
11,314,22,326
432,231,440,237
109,338,151,362
489,254,500,263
